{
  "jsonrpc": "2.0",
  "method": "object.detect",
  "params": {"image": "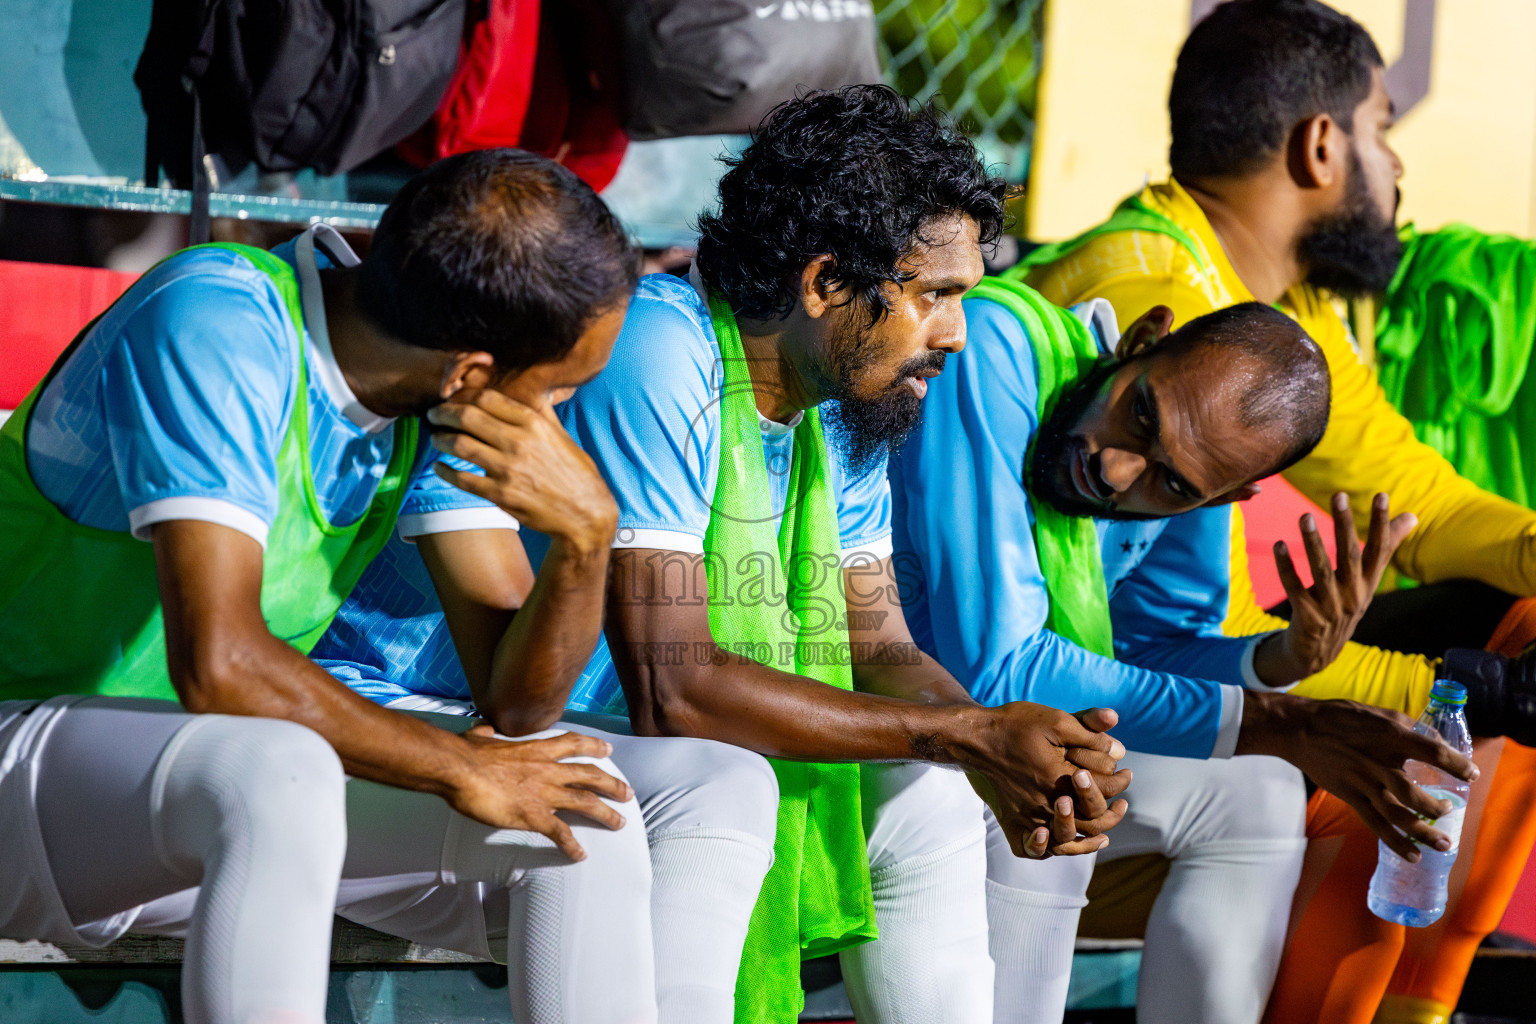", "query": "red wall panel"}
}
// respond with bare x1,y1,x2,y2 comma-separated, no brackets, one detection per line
0,260,136,409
